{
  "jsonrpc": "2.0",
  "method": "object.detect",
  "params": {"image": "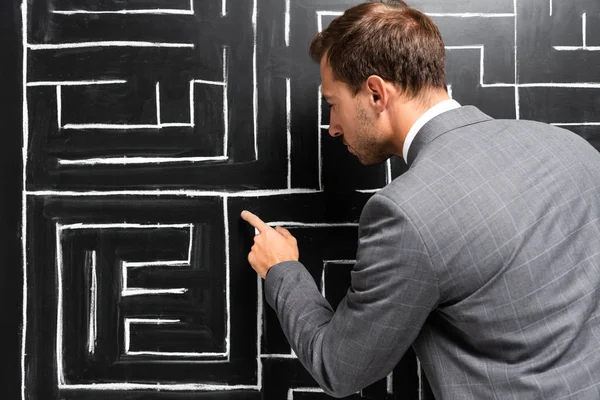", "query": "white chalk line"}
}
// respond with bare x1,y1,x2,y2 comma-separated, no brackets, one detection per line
53,9,193,16
58,383,259,391
257,274,263,389
52,10,194,15
155,83,161,126
323,260,355,264
55,225,66,385
260,353,297,359
514,0,519,120
87,251,97,355
124,260,189,268
125,351,227,357
60,222,192,230
583,13,587,48
28,41,194,49
417,357,423,399
56,86,62,129
60,123,194,130
53,1,195,16
121,288,188,296
222,47,230,158
358,189,381,194
287,78,292,189
58,156,228,165
20,1,29,398
189,80,195,127
223,197,232,362
552,122,600,126
518,83,600,88
427,13,515,17
26,189,322,198
288,387,325,400
554,46,600,51
27,79,127,87
253,0,258,158
285,0,291,46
